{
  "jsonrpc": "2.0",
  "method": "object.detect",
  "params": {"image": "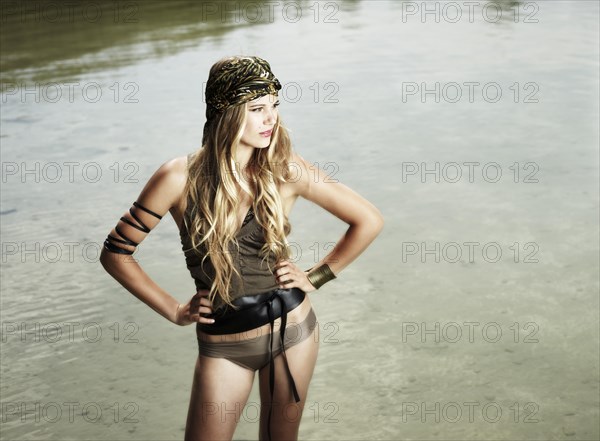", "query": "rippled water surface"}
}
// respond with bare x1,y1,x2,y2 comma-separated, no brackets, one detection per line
1,1,598,440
